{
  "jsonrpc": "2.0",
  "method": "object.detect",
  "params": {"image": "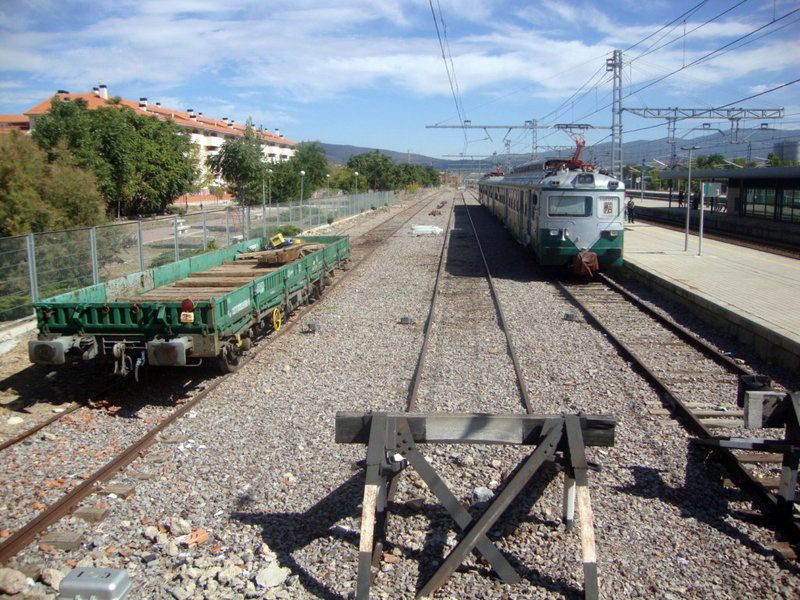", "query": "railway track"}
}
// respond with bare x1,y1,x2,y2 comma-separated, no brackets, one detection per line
3,188,796,598
406,191,533,415
556,271,800,549
0,190,446,565
354,191,611,598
